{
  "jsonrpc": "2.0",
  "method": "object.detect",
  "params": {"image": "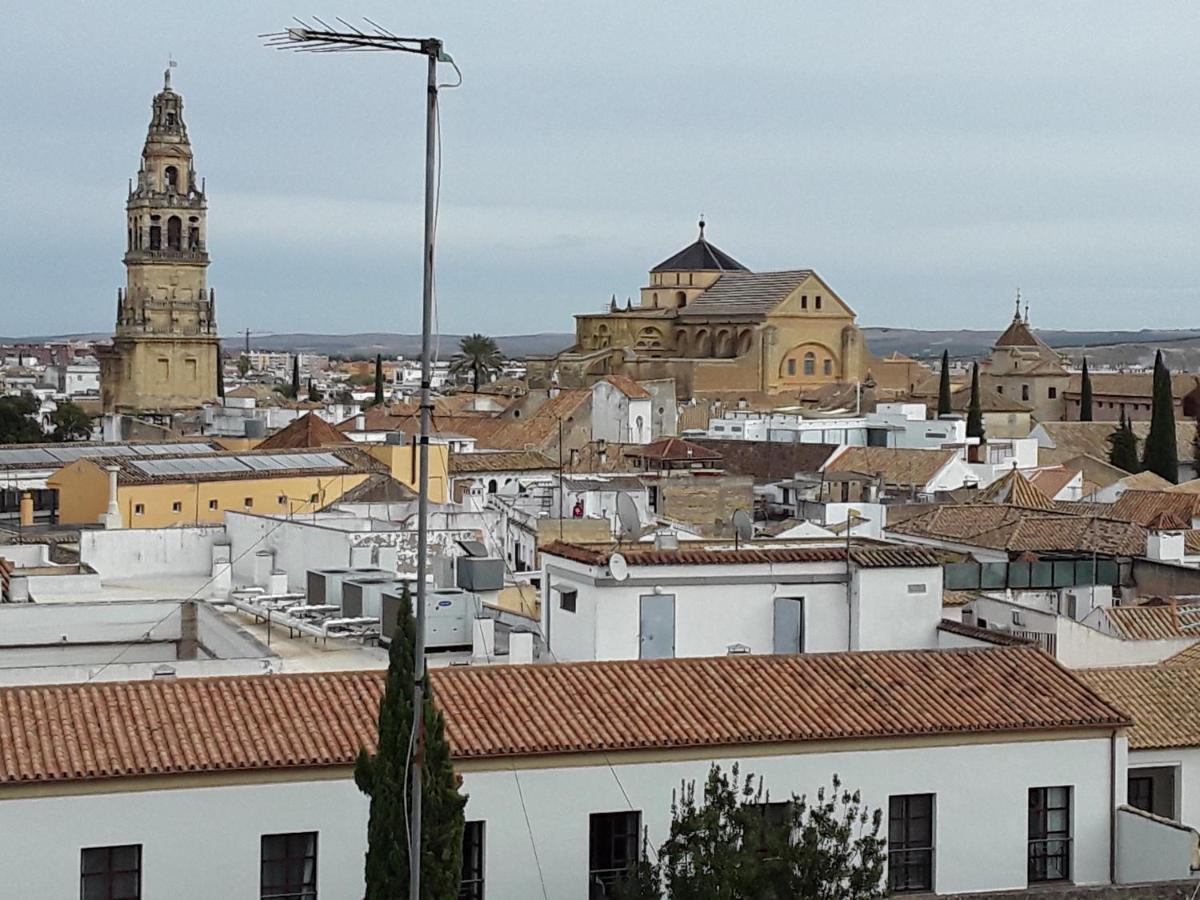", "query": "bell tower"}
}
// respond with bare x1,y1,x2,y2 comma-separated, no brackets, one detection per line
100,65,219,414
